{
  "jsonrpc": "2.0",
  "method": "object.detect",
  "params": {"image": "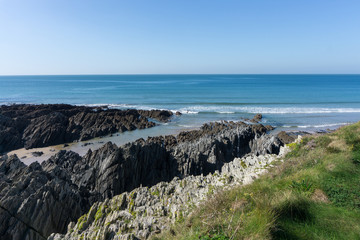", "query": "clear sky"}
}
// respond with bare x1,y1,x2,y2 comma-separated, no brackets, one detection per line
0,0,359,75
